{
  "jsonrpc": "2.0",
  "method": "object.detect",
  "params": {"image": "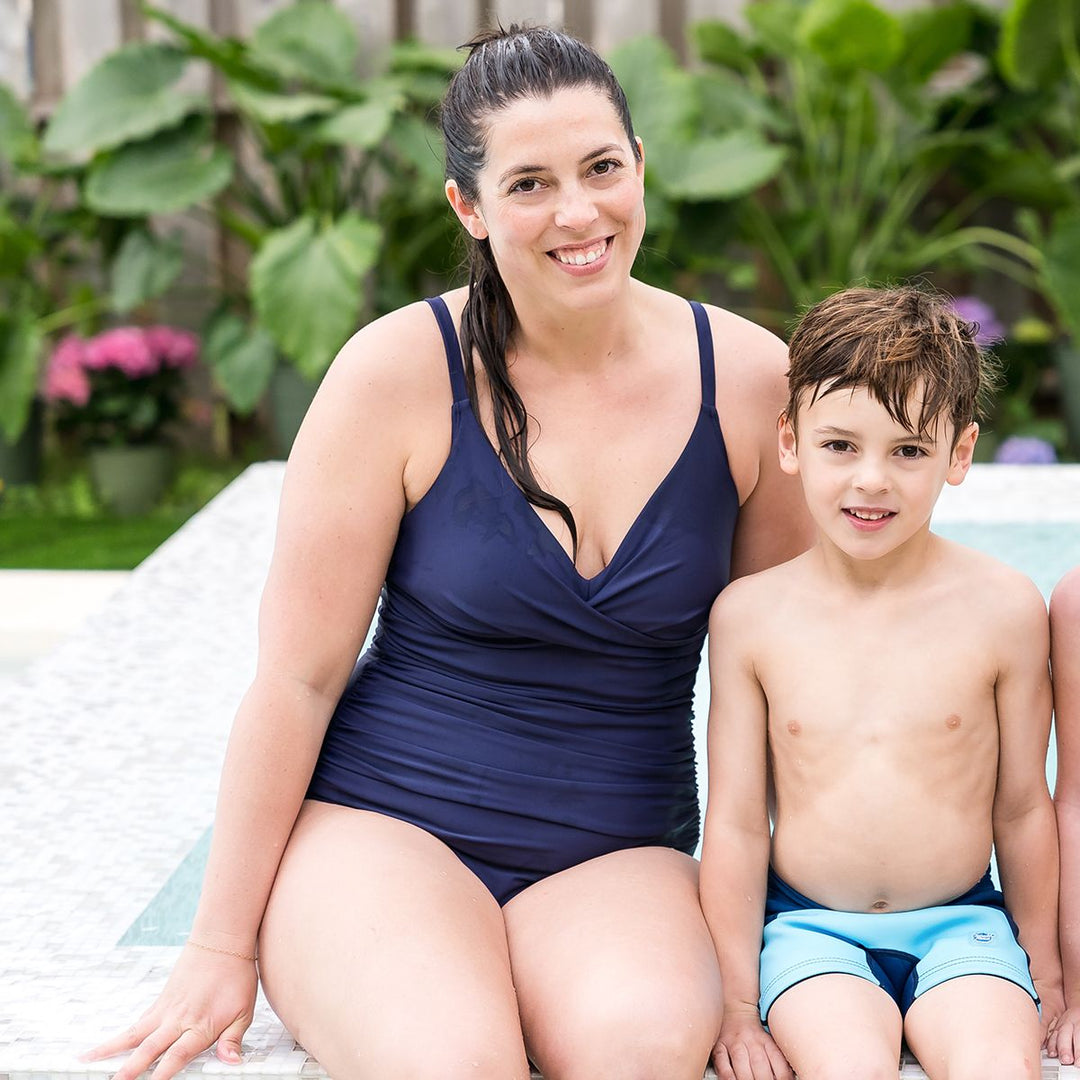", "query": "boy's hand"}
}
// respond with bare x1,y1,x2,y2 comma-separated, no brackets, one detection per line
1046,1004,1080,1064
713,1007,794,1080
